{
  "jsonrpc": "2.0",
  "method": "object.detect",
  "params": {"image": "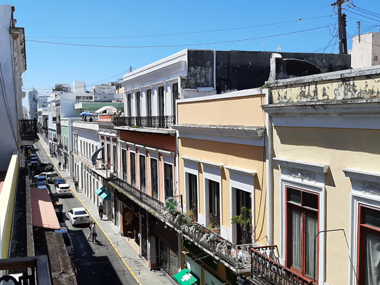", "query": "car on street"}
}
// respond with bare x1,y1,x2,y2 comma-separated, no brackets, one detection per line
34,175,47,186
67,207,90,226
55,225,74,256
56,183,72,197
46,172,59,183
55,178,66,188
